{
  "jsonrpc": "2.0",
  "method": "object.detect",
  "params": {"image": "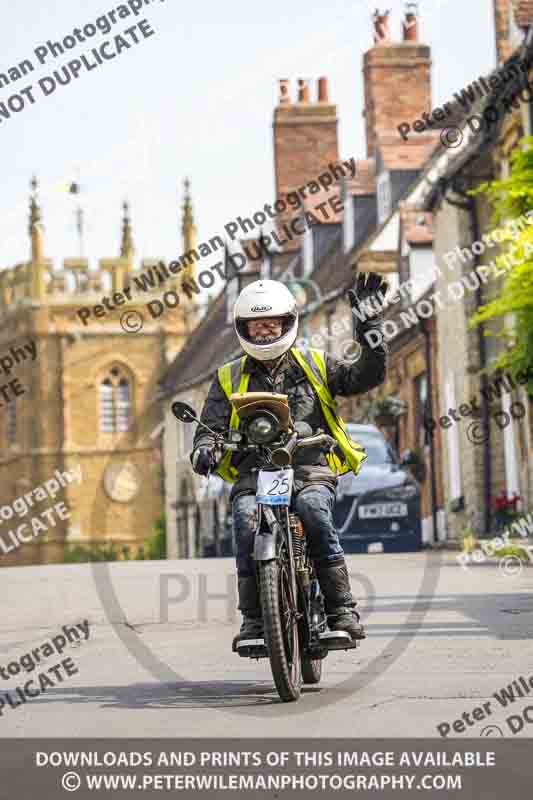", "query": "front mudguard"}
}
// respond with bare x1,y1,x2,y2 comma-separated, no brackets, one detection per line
254,529,276,561
253,504,284,562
